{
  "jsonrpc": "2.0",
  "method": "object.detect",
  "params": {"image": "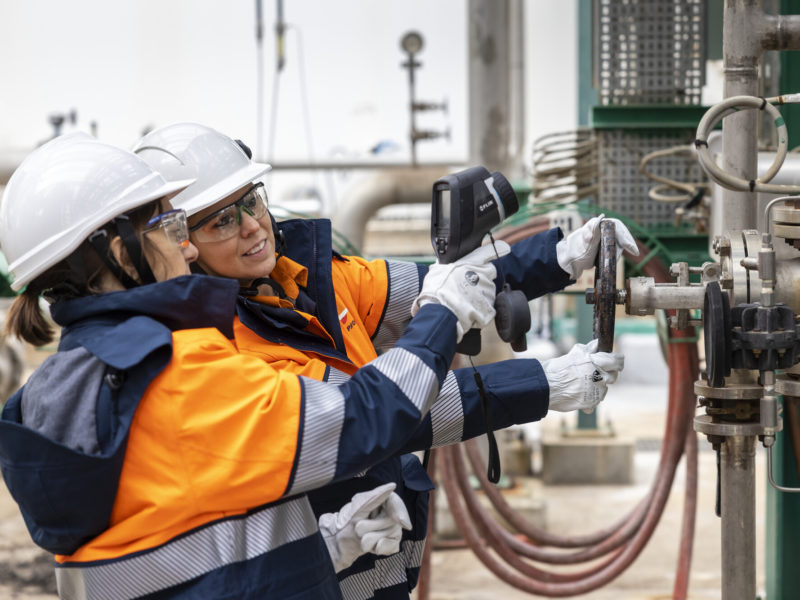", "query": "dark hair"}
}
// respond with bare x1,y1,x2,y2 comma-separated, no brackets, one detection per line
5,200,161,346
